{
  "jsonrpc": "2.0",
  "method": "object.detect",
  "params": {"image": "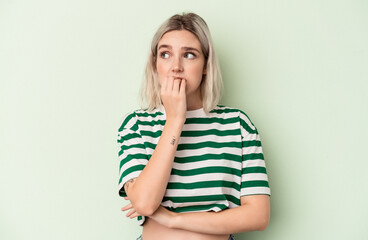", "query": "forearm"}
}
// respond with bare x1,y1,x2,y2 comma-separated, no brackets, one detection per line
171,197,270,234
126,119,184,216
